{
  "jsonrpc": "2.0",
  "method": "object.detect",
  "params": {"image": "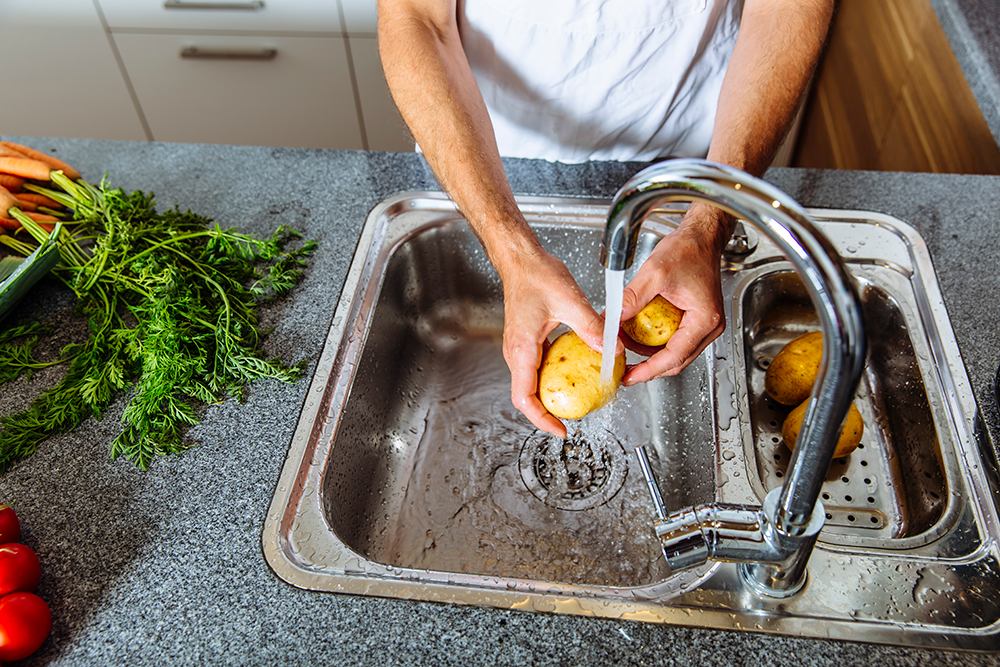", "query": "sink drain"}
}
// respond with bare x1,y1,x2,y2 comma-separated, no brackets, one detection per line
518,430,628,511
